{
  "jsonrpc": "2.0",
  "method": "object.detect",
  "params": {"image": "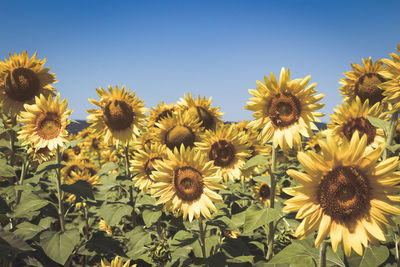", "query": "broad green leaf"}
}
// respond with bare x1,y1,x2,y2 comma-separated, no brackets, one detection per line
142,209,162,227
170,230,198,248
85,231,125,255
0,139,11,149
14,222,45,240
99,203,133,226
366,116,390,134
13,198,50,218
231,211,246,228
39,217,57,229
242,155,269,170
61,180,95,200
135,194,156,206
387,144,400,153
97,162,119,176
359,246,389,267
0,195,11,214
63,139,84,149
167,247,191,267
243,205,280,233
253,175,270,185
126,227,153,259
36,160,66,174
0,164,16,177
42,229,80,265
0,231,33,257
